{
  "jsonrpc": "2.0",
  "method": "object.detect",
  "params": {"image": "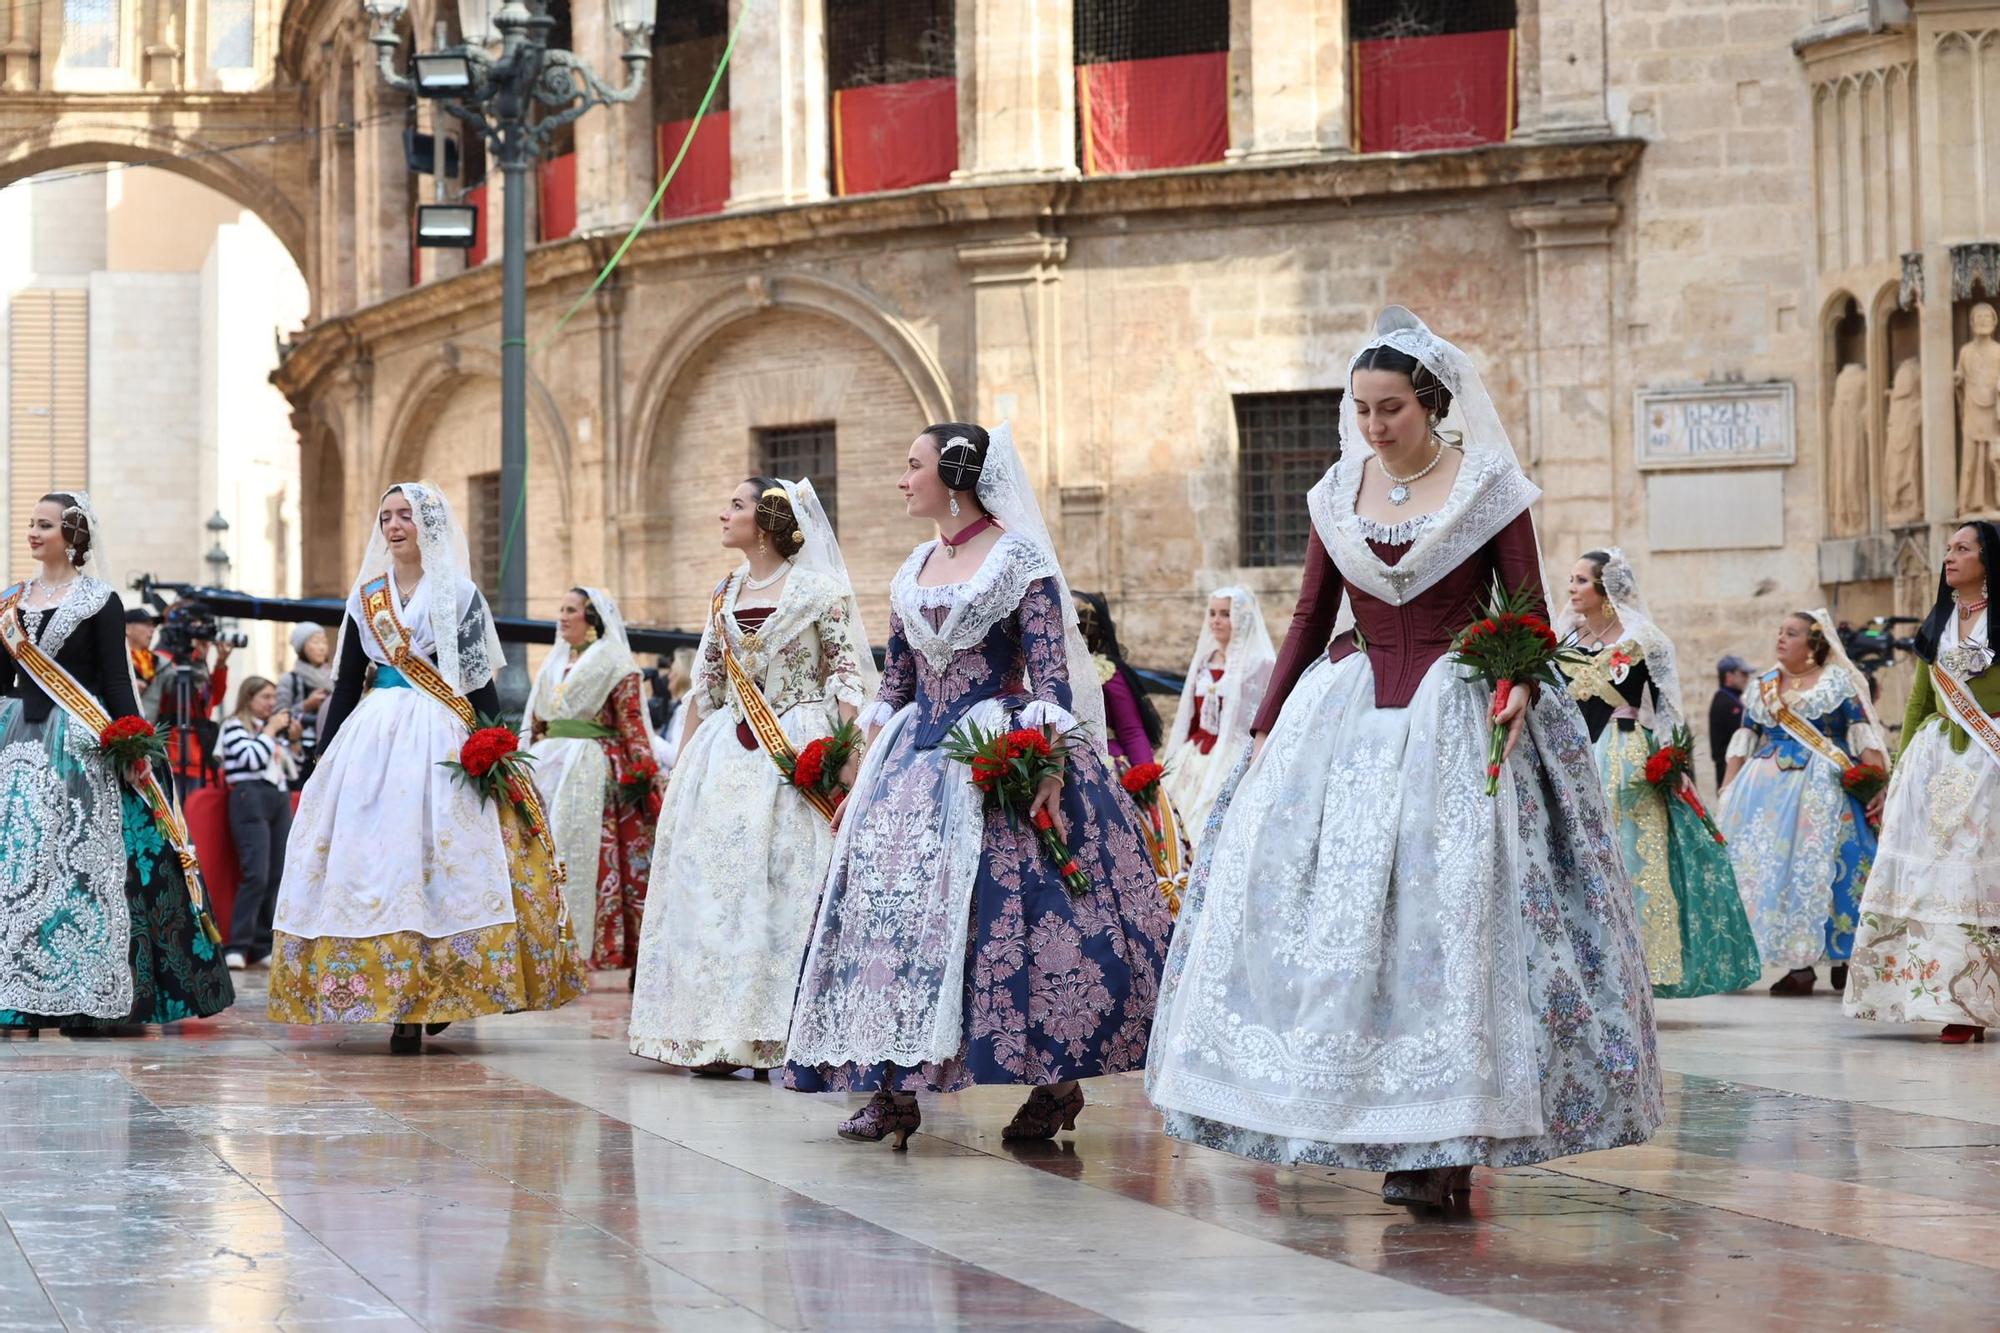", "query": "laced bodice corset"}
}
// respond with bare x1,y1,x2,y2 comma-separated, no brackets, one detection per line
875,574,1072,751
